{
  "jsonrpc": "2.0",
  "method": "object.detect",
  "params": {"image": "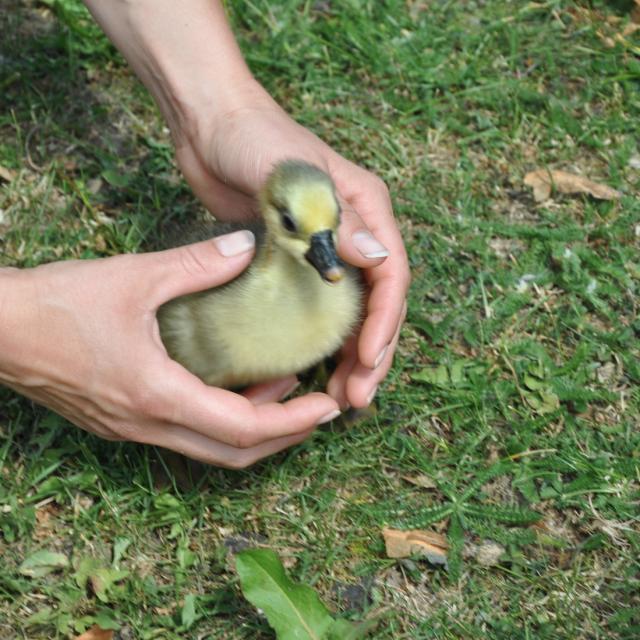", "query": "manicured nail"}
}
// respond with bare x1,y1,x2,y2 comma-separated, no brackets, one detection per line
366,385,378,405
279,380,301,400
318,409,341,424
352,230,389,259
374,344,389,369
213,230,255,257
